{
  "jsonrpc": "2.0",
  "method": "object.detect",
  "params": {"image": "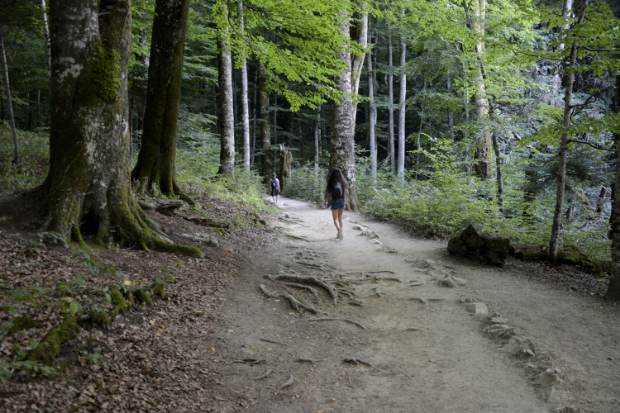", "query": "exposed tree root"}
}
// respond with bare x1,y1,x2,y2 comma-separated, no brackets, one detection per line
285,283,321,300
266,274,338,304
173,231,219,247
294,357,328,363
281,293,318,314
403,327,422,332
307,317,366,330
346,270,395,275
343,357,372,367
348,300,363,307
349,276,402,283
278,374,295,390
259,285,318,314
361,292,383,299
251,369,274,380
